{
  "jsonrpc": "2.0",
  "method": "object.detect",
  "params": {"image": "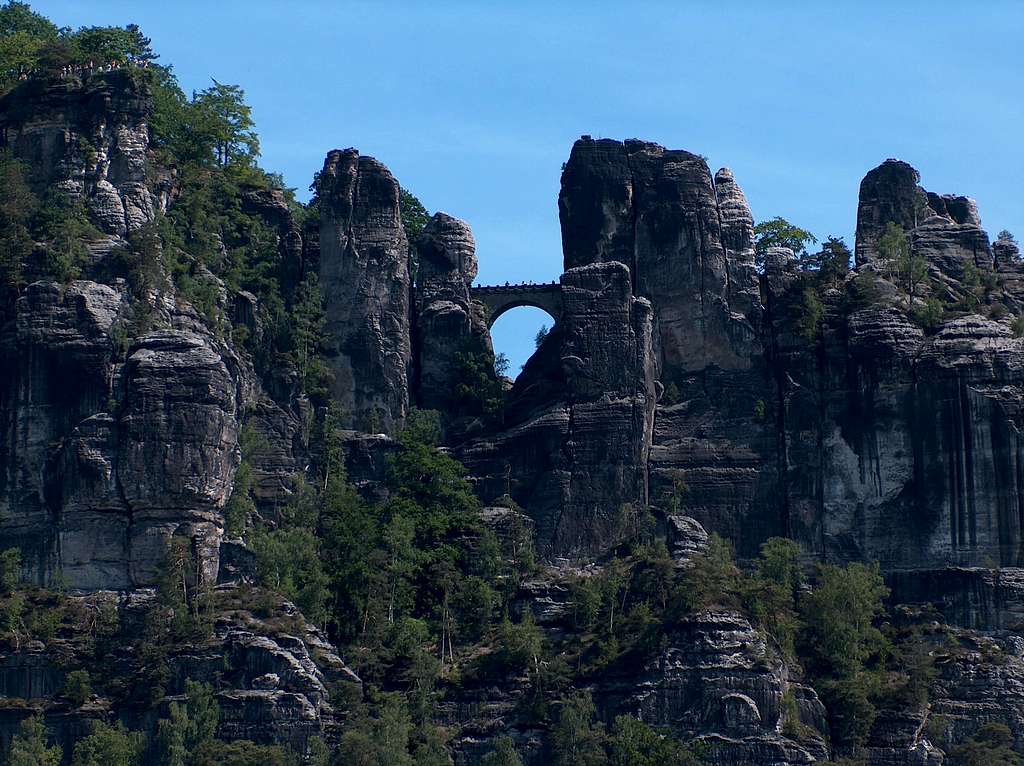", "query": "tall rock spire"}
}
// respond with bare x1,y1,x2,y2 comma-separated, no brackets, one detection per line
317,148,412,434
